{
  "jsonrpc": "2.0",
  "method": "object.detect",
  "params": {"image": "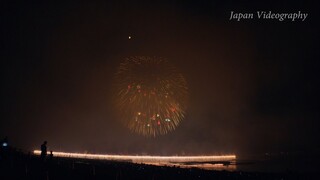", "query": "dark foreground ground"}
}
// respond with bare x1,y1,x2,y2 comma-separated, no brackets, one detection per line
0,149,318,180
